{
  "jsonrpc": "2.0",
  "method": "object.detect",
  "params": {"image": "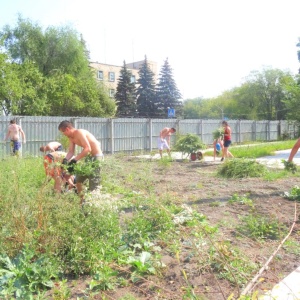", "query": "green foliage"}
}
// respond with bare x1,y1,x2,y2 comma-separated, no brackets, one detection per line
218,158,268,178
0,246,58,298
237,213,286,240
136,56,156,117
155,58,183,118
283,185,300,201
228,193,254,207
212,127,224,140
115,61,137,117
282,160,297,173
0,16,115,117
174,133,206,156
